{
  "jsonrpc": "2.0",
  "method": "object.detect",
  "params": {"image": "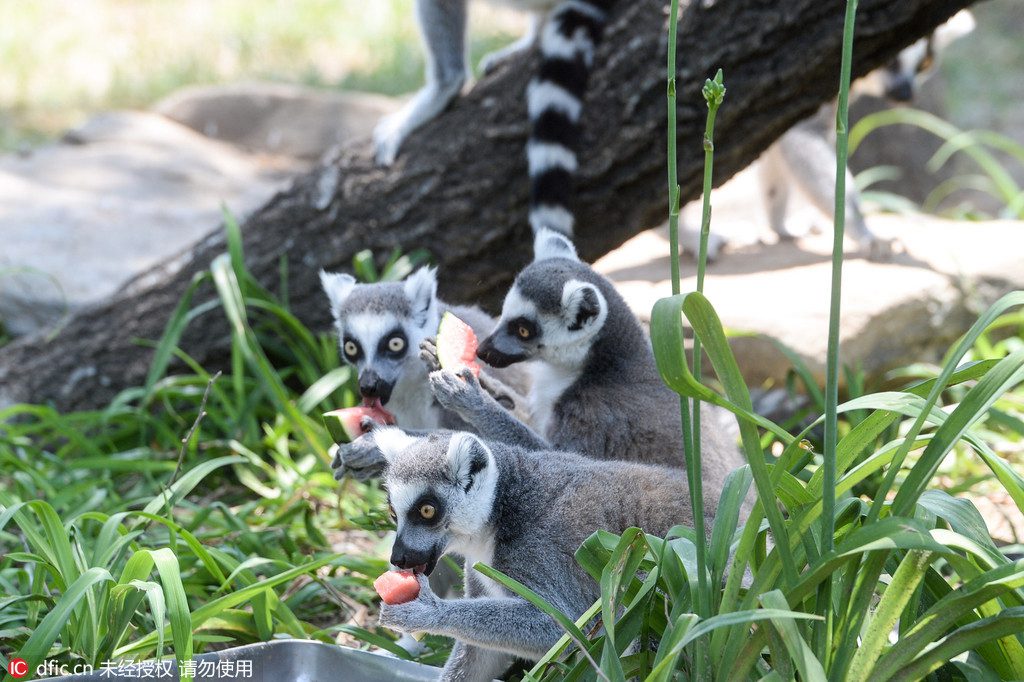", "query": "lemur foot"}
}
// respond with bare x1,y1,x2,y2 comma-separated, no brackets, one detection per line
330,421,386,481
419,337,441,373
865,236,900,262
372,112,408,166
429,368,485,420
378,573,441,633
